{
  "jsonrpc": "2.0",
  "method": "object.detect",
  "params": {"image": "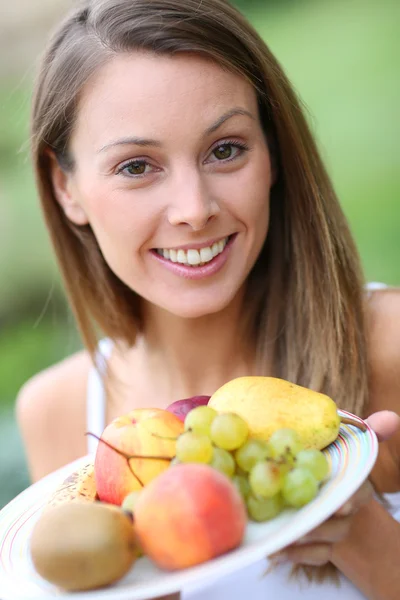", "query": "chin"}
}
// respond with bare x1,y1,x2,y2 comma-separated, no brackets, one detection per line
160,294,237,320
